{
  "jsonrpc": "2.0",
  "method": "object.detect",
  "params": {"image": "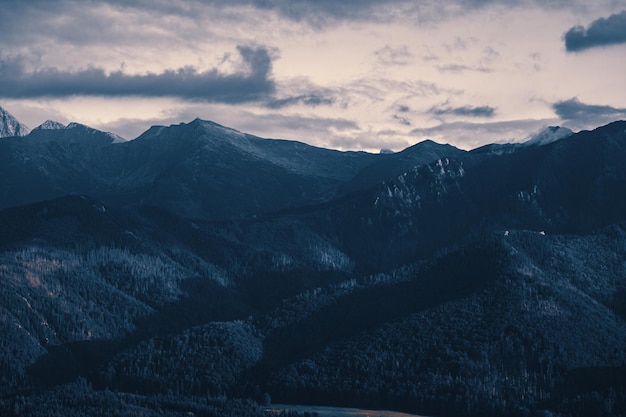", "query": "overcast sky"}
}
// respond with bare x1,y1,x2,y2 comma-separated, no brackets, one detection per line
2,0,626,151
